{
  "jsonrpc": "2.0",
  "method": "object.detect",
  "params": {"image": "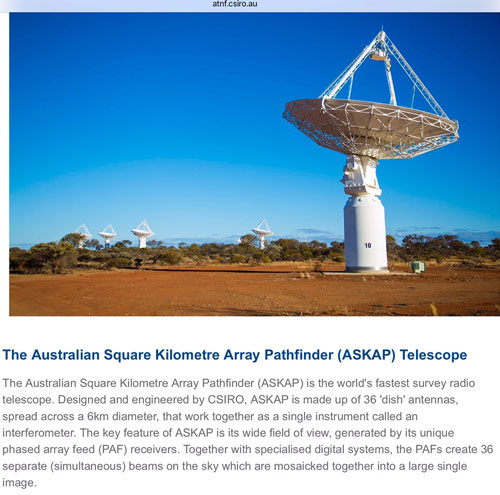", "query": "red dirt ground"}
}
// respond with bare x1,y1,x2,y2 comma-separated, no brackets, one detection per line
9,263,500,316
